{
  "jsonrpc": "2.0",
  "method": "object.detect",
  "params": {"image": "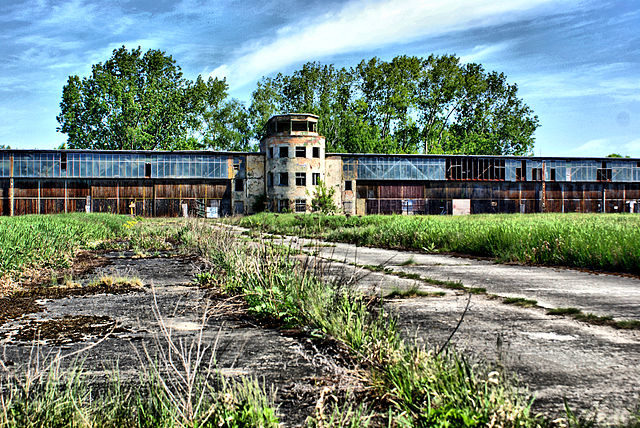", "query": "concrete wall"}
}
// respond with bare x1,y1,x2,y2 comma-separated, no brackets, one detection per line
263,133,325,212
324,156,348,213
